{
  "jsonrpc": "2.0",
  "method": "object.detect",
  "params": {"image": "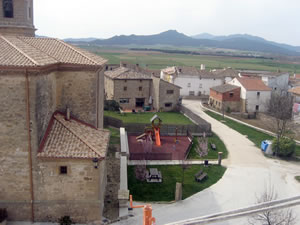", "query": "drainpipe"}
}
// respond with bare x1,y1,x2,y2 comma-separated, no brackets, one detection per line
25,70,35,222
